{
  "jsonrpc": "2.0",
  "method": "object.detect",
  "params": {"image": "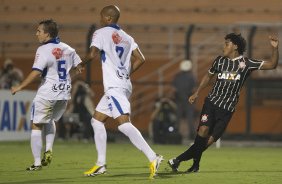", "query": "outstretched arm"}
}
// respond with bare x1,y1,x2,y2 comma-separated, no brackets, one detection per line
260,36,279,70
130,47,145,75
188,72,214,104
11,70,41,95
